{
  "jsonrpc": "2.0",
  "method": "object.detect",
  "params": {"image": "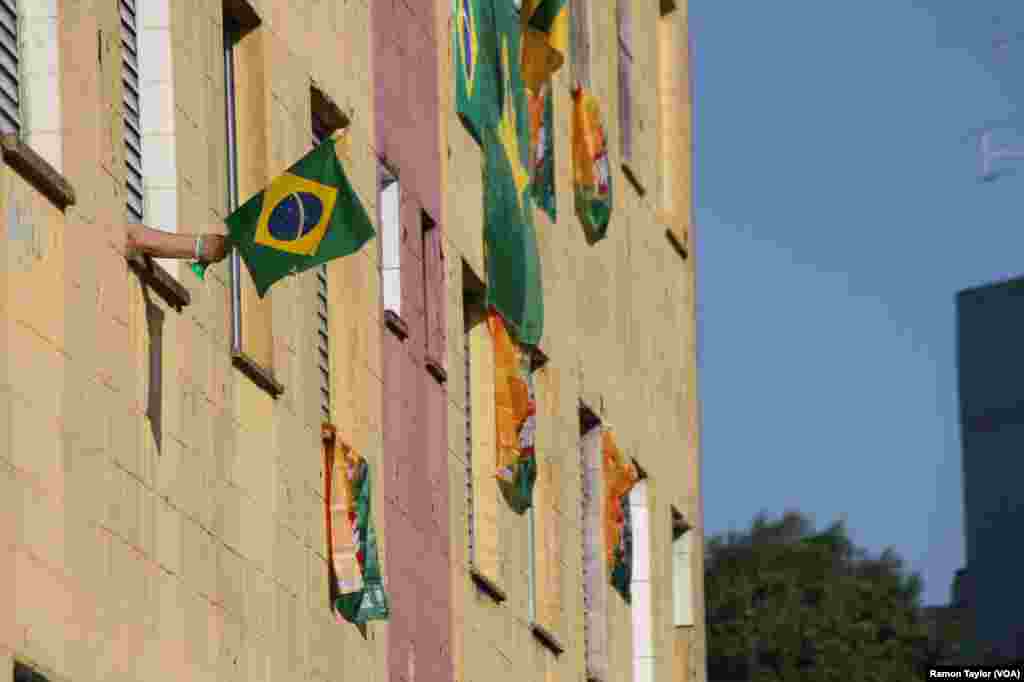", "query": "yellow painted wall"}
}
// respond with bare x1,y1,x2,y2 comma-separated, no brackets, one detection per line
443,0,704,681
1,0,702,681
2,0,385,681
